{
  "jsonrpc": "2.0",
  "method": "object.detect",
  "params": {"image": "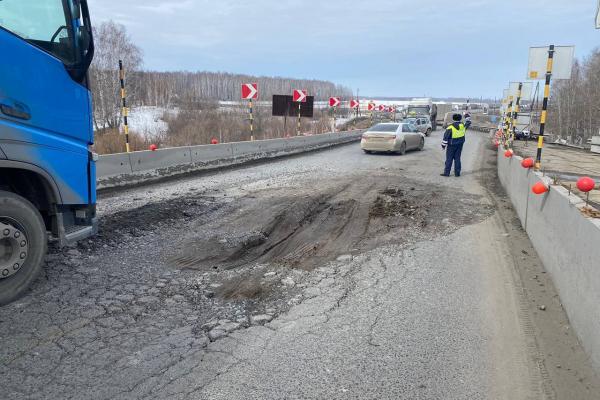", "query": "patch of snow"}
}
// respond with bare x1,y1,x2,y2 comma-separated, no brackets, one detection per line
127,106,177,140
